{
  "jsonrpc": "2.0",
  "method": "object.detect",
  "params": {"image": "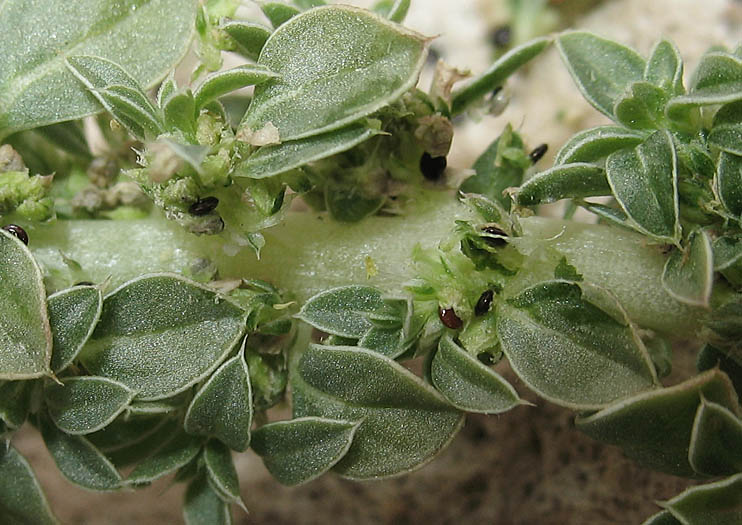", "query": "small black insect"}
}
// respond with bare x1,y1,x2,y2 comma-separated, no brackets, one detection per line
2,224,28,245
420,152,447,181
529,143,548,164
491,25,511,48
189,196,219,216
477,352,496,366
438,307,463,330
475,289,494,316
481,225,508,247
